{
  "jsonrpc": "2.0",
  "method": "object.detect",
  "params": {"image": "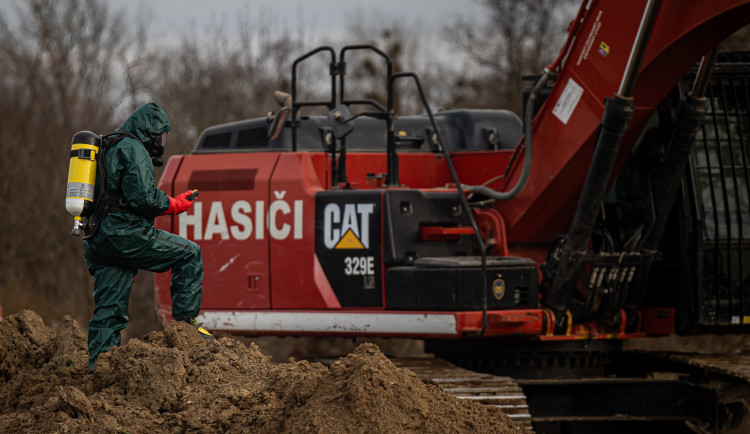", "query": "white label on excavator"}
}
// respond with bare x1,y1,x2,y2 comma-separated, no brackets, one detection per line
552,78,583,125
